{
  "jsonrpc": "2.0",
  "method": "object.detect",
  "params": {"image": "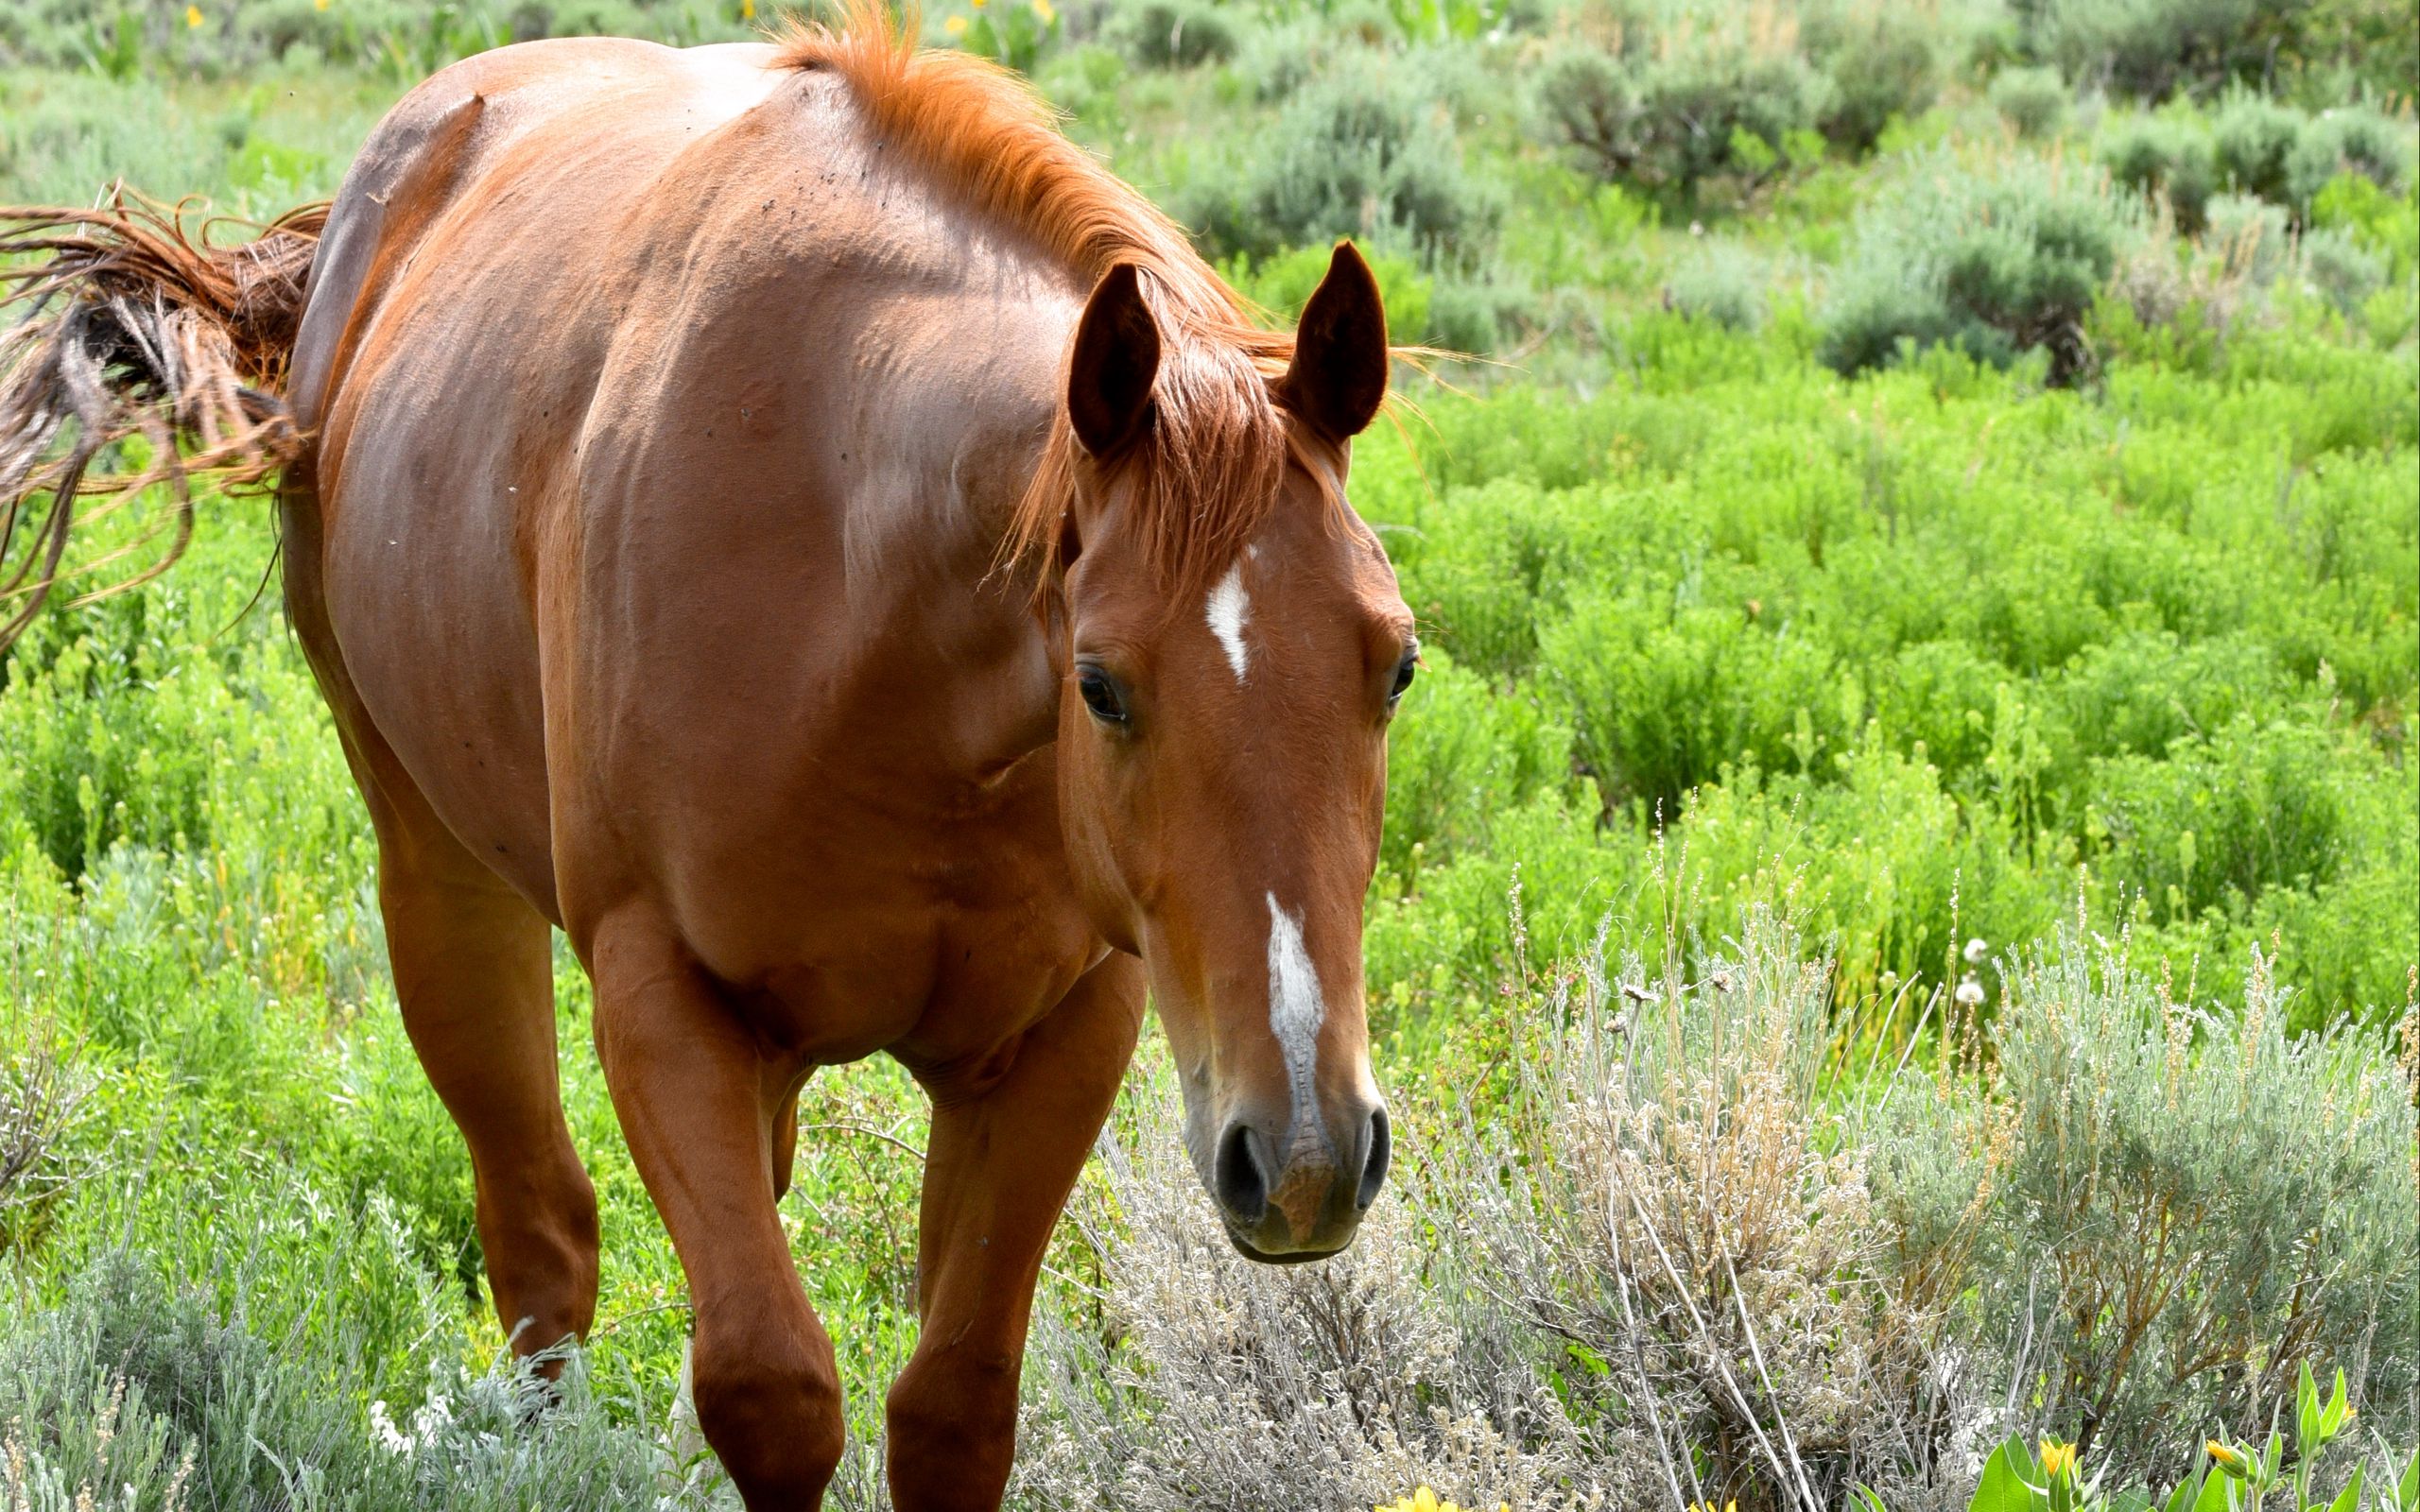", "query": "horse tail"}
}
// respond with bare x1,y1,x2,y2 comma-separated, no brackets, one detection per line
0,187,327,652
